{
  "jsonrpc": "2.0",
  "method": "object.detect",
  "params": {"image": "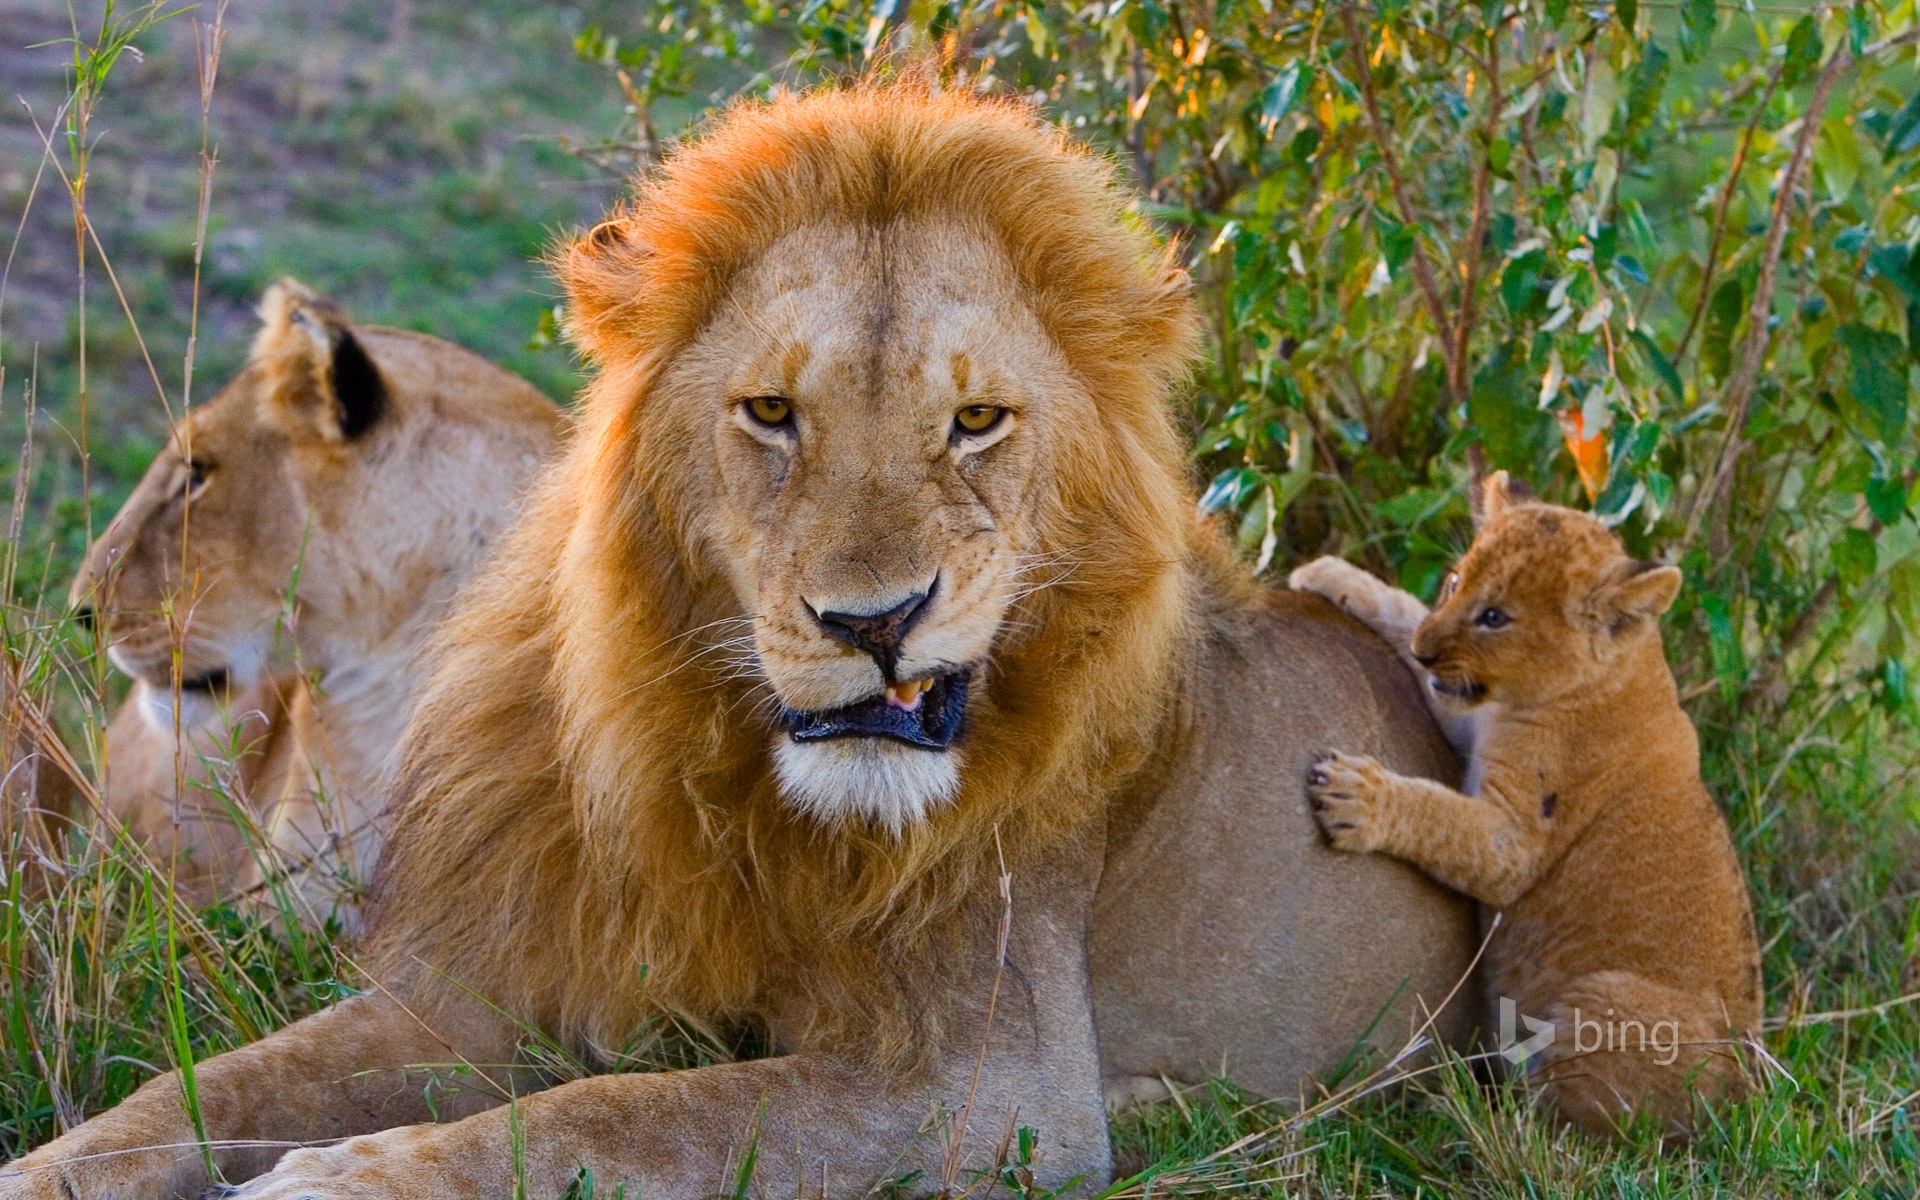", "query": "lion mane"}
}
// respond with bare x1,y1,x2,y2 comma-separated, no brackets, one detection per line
368,82,1203,1069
